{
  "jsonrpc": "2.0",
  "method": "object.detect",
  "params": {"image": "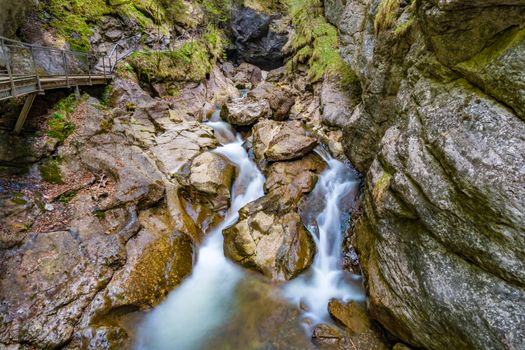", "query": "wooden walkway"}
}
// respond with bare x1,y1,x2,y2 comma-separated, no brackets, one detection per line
0,35,138,133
